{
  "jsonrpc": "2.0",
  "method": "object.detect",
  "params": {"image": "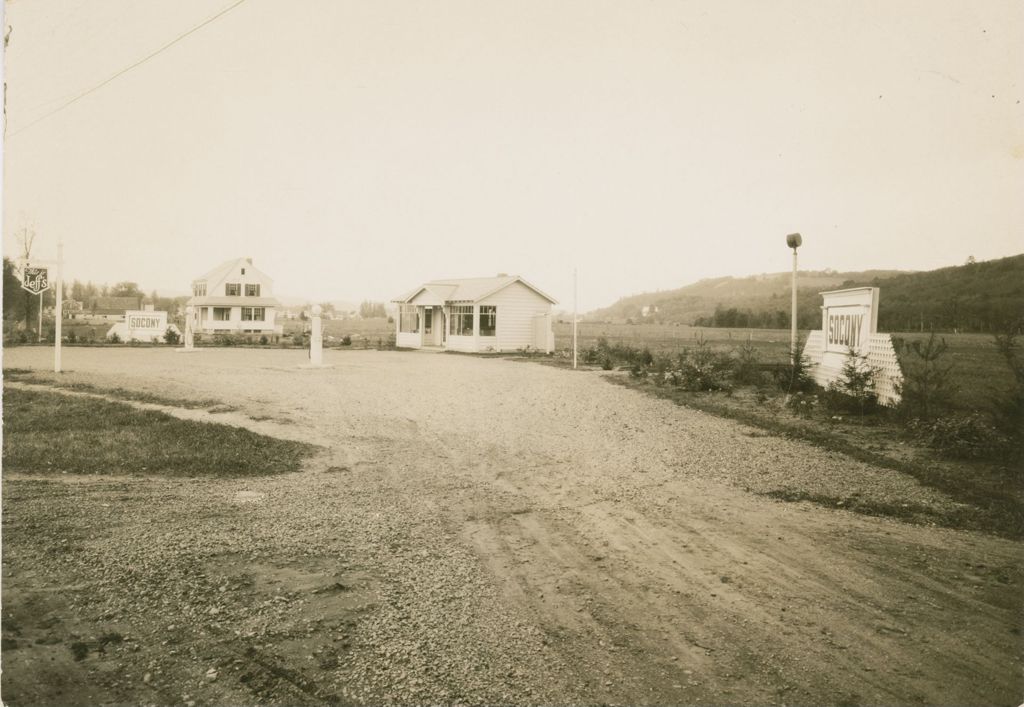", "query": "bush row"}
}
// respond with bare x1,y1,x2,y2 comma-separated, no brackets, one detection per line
586,329,1023,463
